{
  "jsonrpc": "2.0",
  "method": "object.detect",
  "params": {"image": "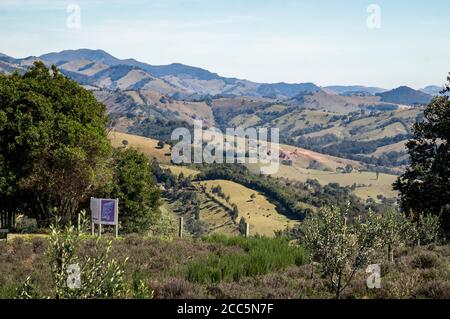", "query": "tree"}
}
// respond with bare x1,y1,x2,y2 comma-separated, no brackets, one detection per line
103,148,161,234
239,217,247,235
231,204,239,221
379,210,415,263
300,205,382,299
344,164,353,174
416,213,441,246
394,74,450,235
0,62,111,227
